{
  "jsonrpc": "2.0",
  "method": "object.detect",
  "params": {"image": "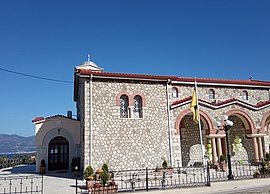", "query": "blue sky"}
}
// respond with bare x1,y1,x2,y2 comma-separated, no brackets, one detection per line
0,0,270,136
